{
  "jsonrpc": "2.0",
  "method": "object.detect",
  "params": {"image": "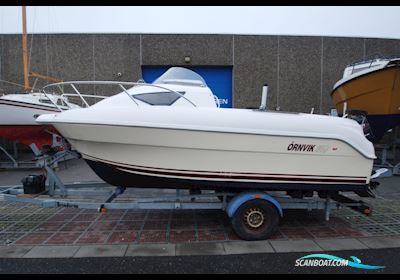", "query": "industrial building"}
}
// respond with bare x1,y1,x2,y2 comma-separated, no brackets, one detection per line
1,33,399,114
